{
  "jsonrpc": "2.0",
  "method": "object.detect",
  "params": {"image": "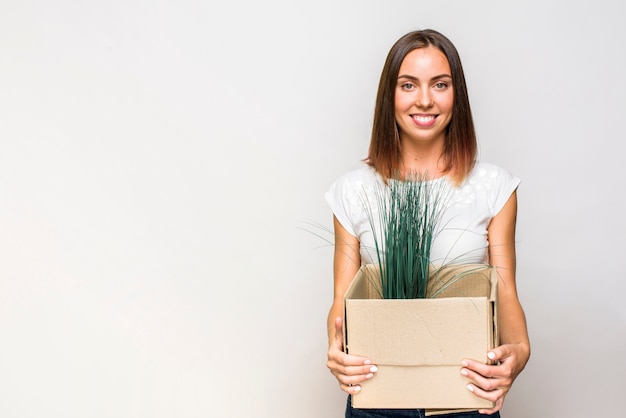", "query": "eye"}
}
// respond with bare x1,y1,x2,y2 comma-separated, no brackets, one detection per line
434,82,449,90
400,82,415,91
